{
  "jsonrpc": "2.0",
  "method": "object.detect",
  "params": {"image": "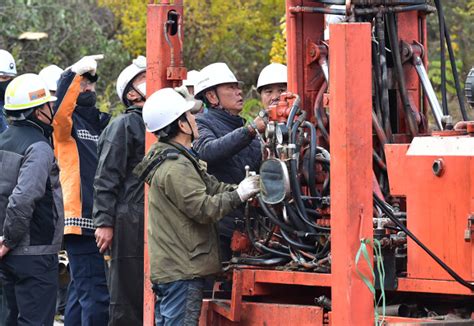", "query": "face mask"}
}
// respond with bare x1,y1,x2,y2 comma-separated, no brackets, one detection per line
77,92,97,107
38,103,54,125
136,82,146,98
0,80,12,102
